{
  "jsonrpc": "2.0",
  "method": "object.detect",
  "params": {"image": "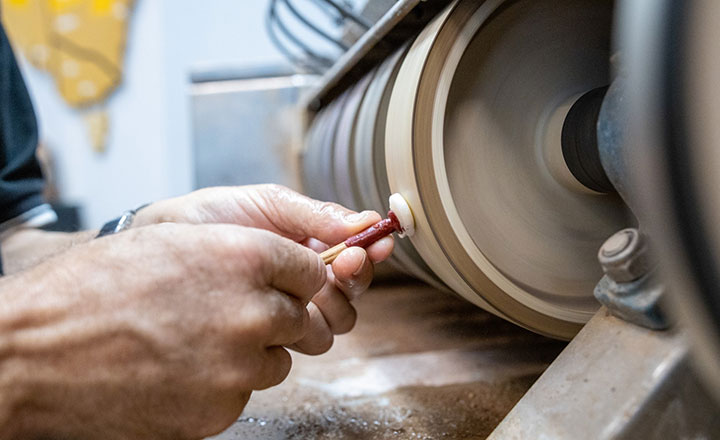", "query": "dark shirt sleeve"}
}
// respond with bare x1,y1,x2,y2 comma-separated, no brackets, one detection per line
0,23,47,227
